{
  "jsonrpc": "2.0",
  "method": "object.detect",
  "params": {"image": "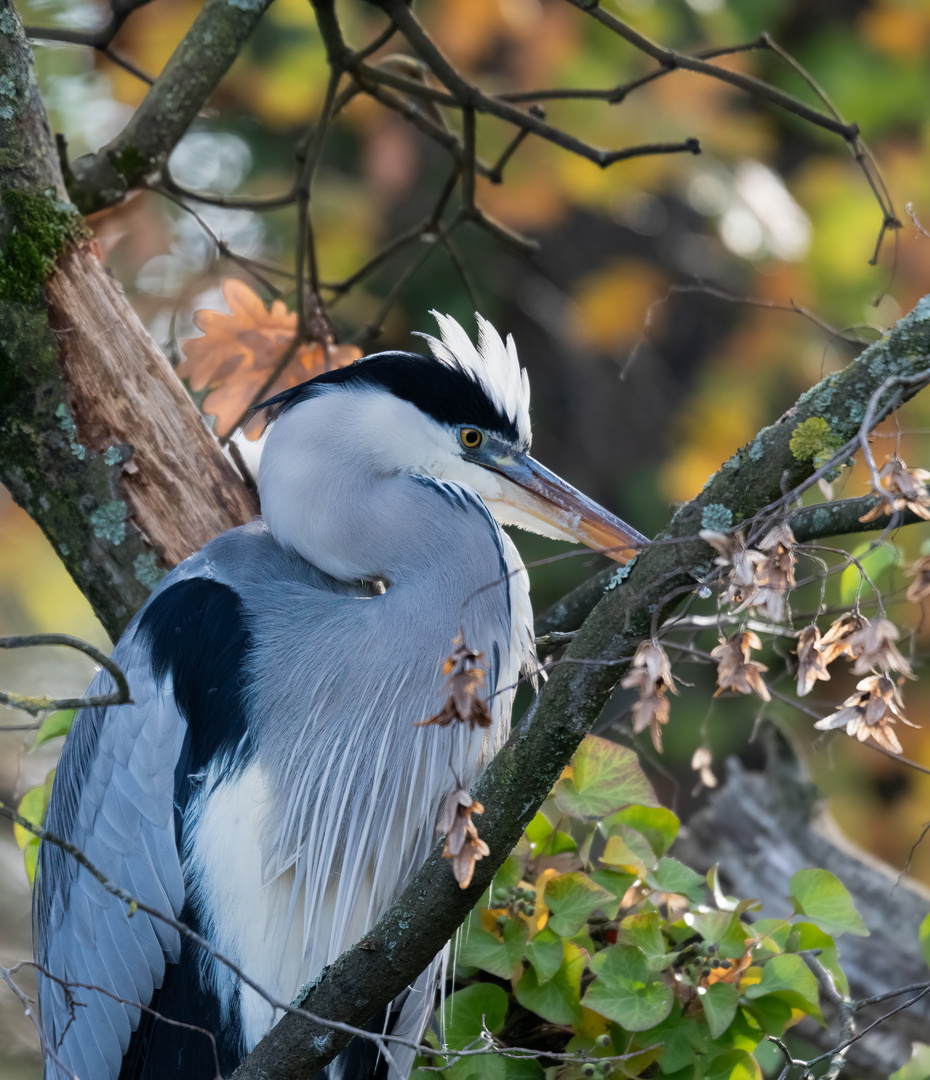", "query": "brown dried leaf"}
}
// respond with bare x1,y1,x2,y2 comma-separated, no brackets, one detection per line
179,278,361,439
814,674,919,754
795,625,832,697
906,555,930,603
818,612,867,665
860,456,930,522
702,942,754,987
621,640,676,751
418,631,492,730
438,788,489,890
711,631,771,702
846,617,914,678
